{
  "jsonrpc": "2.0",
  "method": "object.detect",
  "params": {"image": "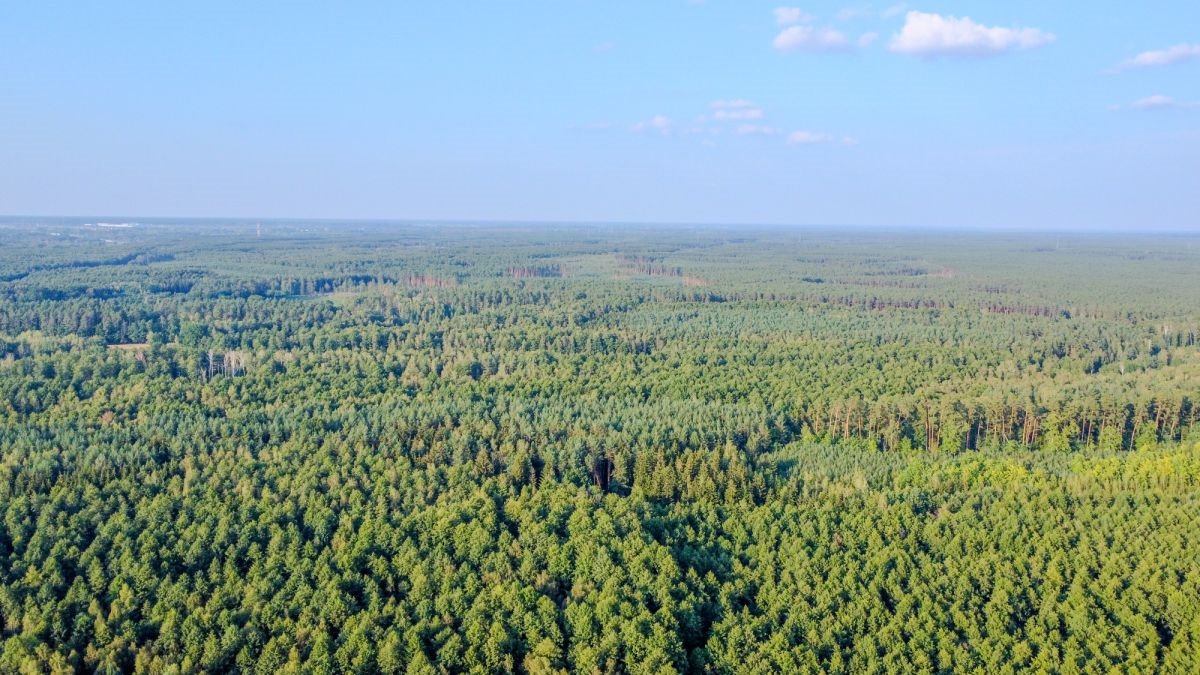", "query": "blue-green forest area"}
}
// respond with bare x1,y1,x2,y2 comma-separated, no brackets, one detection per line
0,220,1198,673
